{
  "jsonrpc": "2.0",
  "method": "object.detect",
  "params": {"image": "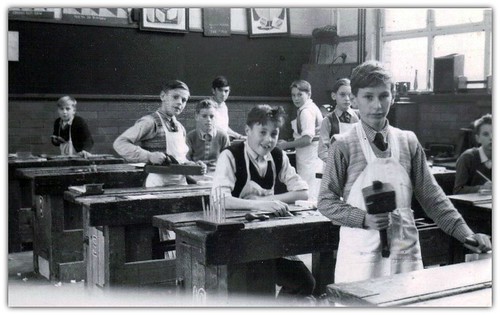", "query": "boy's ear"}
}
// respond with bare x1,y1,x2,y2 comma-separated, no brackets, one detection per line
244,125,251,136
160,91,166,102
331,92,336,101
